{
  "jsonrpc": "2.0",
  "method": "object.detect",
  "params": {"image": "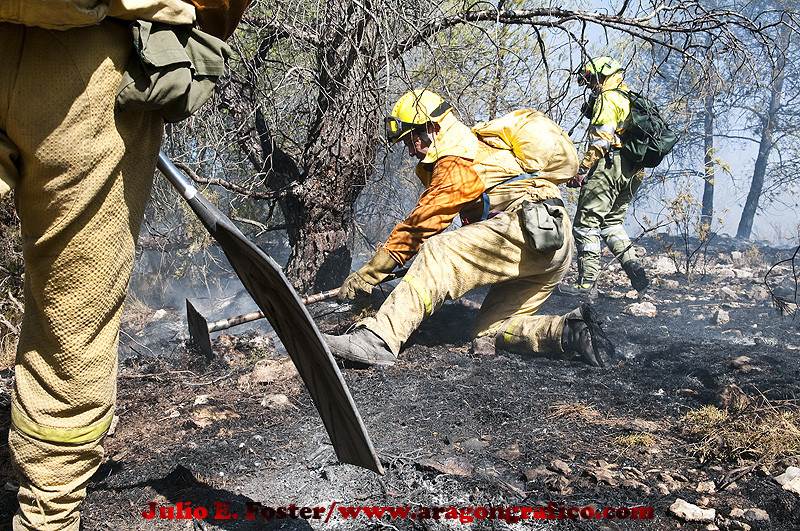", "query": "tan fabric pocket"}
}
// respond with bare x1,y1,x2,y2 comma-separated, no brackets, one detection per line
0,0,108,29
116,20,230,122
